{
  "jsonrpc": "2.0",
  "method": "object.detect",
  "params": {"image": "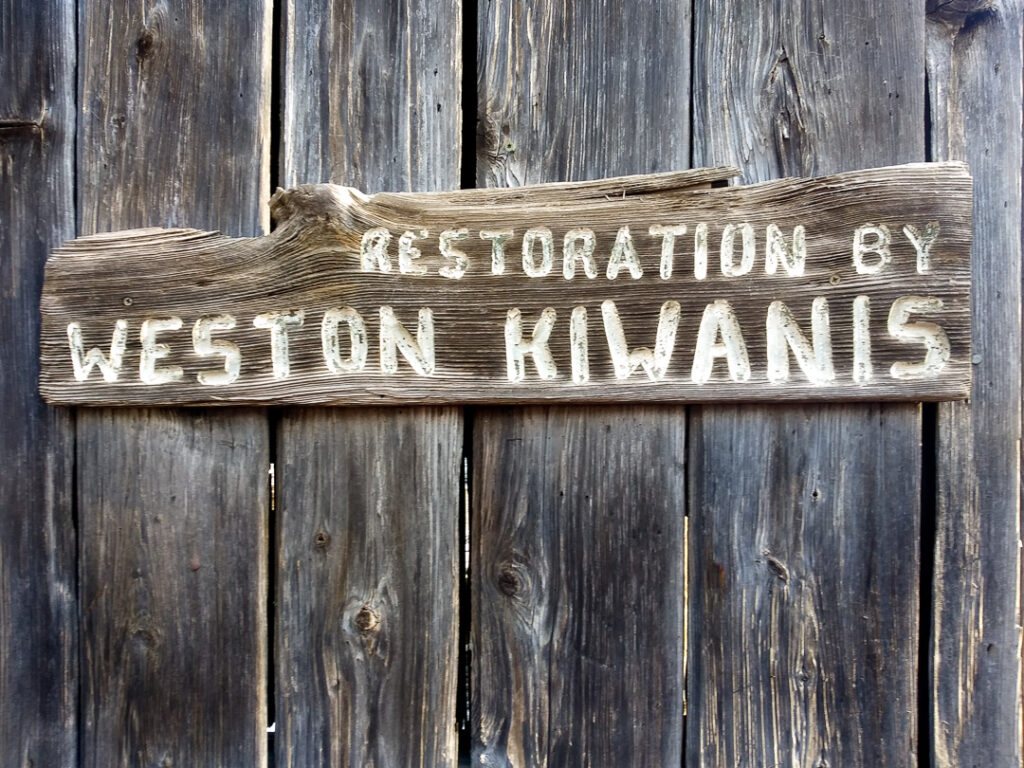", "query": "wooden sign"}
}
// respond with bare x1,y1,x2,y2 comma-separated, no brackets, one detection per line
40,162,972,406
